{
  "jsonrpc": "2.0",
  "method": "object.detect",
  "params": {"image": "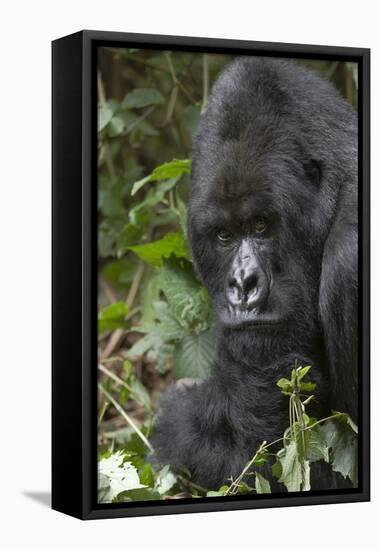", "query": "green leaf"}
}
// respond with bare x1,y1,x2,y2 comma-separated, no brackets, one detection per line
98,452,146,502
308,425,329,463
121,110,158,136
128,178,180,222
130,175,152,197
129,375,152,412
271,460,282,480
98,473,112,503
129,232,189,267
173,330,215,379
98,301,129,333
159,258,212,331
255,473,271,494
180,105,201,137
138,464,155,487
277,440,310,492
118,488,162,502
277,377,292,394
296,365,312,382
131,159,190,196
122,88,165,109
156,465,177,495
101,258,139,288
150,159,191,181
98,103,113,132
140,273,162,323
116,222,145,253
320,416,358,486
300,381,316,392
108,116,125,137
207,485,229,497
